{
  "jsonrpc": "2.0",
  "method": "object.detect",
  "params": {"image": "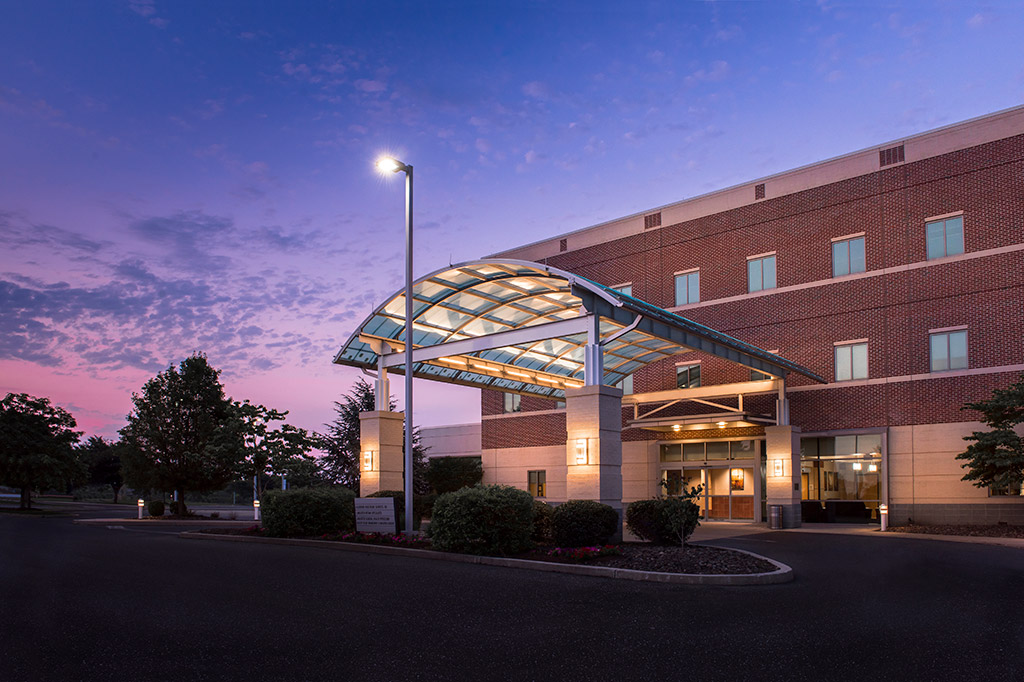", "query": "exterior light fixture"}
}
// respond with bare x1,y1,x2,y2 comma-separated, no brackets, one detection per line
575,438,588,465
375,153,415,537
137,498,145,519
672,424,681,432
717,421,727,428
253,498,261,522
879,503,889,532
363,450,375,472
868,463,878,472
853,462,863,471
772,459,784,477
